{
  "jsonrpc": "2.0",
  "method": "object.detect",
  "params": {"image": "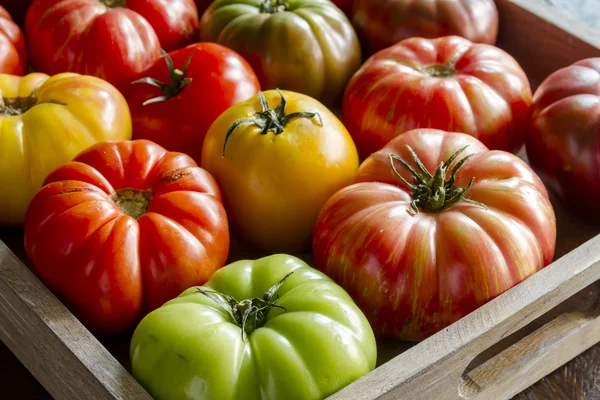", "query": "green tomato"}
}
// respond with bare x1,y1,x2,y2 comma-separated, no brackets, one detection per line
130,254,377,400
